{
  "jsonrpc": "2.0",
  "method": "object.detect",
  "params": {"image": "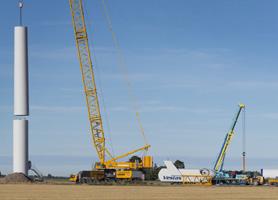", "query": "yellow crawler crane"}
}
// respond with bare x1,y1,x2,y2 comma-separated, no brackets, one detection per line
69,0,152,183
